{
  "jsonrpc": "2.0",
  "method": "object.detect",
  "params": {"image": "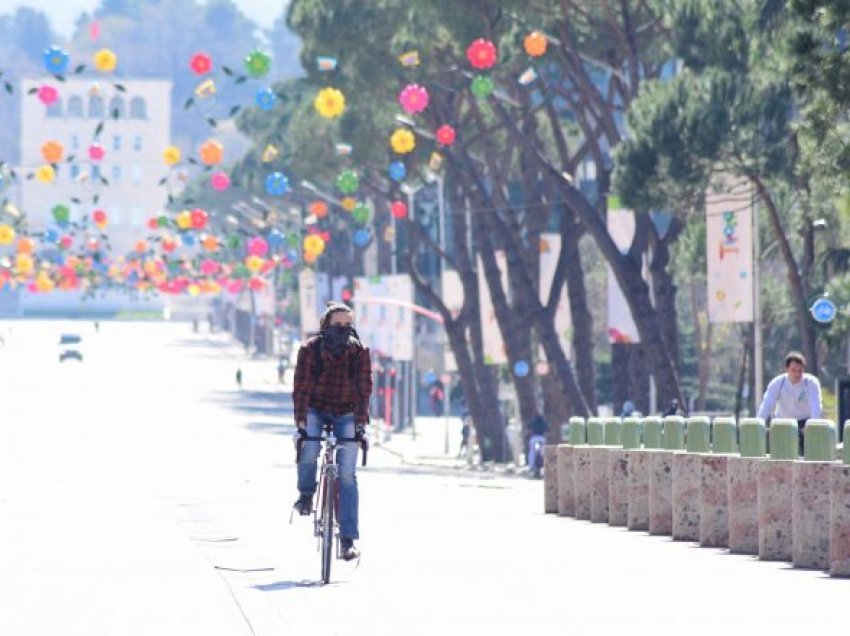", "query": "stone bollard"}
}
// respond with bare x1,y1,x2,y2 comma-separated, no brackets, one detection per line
587,417,604,446
804,418,837,461
672,416,708,542
573,446,593,520
604,418,622,446
700,454,730,548
769,418,799,460
643,416,663,449
544,445,559,513
712,417,739,454
758,419,799,560
686,417,711,453
792,420,836,569
556,444,576,516
739,417,767,457
663,416,686,451
568,417,587,445
830,426,850,576
622,417,642,449
628,448,651,531
608,448,629,526
673,451,701,541
728,418,766,554
590,446,610,523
